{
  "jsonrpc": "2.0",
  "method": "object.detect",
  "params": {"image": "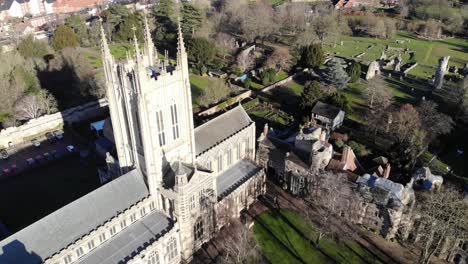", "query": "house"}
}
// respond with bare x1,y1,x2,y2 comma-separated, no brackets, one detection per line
311,101,345,130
